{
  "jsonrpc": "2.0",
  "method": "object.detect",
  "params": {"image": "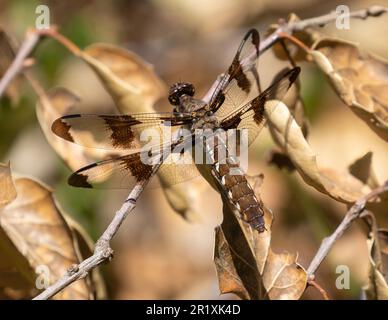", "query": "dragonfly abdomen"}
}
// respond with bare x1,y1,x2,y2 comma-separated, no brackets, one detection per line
212,161,266,232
